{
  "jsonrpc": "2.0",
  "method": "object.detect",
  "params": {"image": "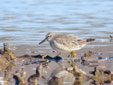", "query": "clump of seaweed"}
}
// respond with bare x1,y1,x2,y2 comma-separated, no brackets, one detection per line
90,67,113,85
28,63,43,85
0,43,16,70
13,70,26,85
84,50,93,58
67,59,90,85
2,43,16,61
